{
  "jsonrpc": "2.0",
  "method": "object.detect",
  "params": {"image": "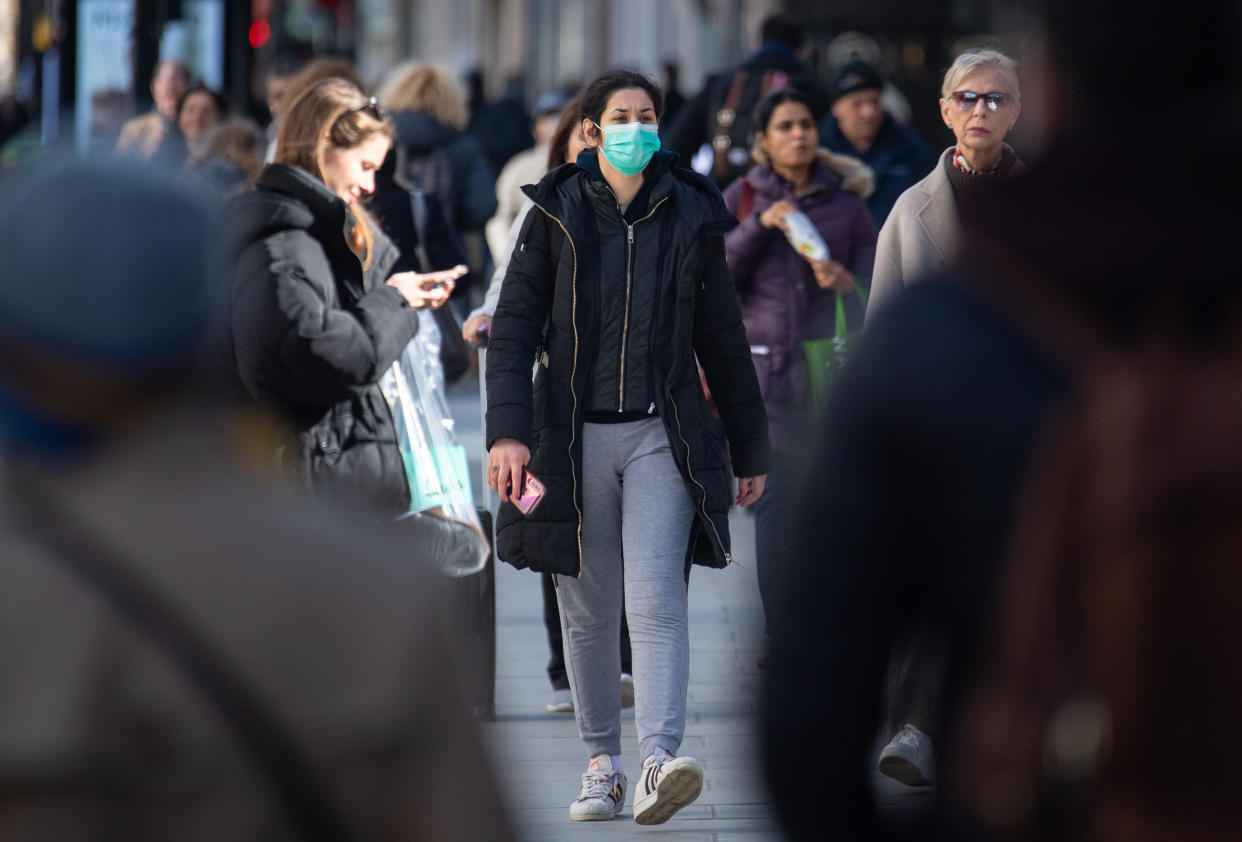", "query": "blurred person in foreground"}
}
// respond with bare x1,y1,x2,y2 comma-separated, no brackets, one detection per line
868,49,1024,314
0,155,514,841
820,60,936,228
486,69,771,825
116,58,189,161
721,87,876,656
664,14,829,188
223,78,467,520
761,1,1242,838
465,97,637,716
